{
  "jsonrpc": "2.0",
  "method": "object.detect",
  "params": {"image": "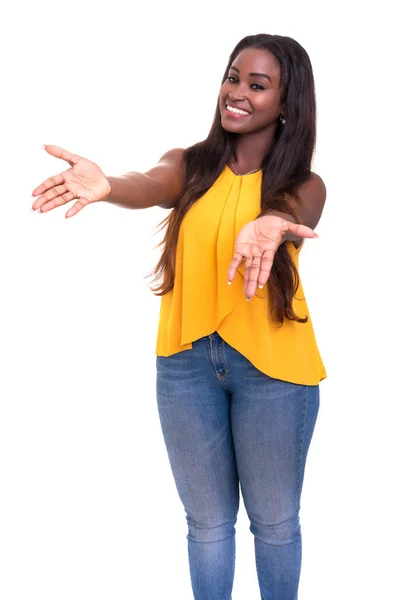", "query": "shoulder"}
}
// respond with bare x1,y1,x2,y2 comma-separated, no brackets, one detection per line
157,147,186,171
287,171,327,230
298,171,327,205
